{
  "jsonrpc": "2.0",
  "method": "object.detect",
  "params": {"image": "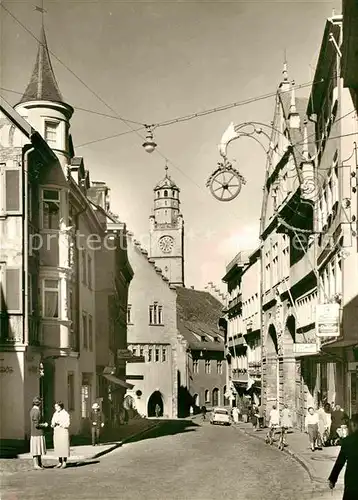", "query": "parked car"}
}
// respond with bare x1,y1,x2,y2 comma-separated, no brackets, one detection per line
210,407,231,426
